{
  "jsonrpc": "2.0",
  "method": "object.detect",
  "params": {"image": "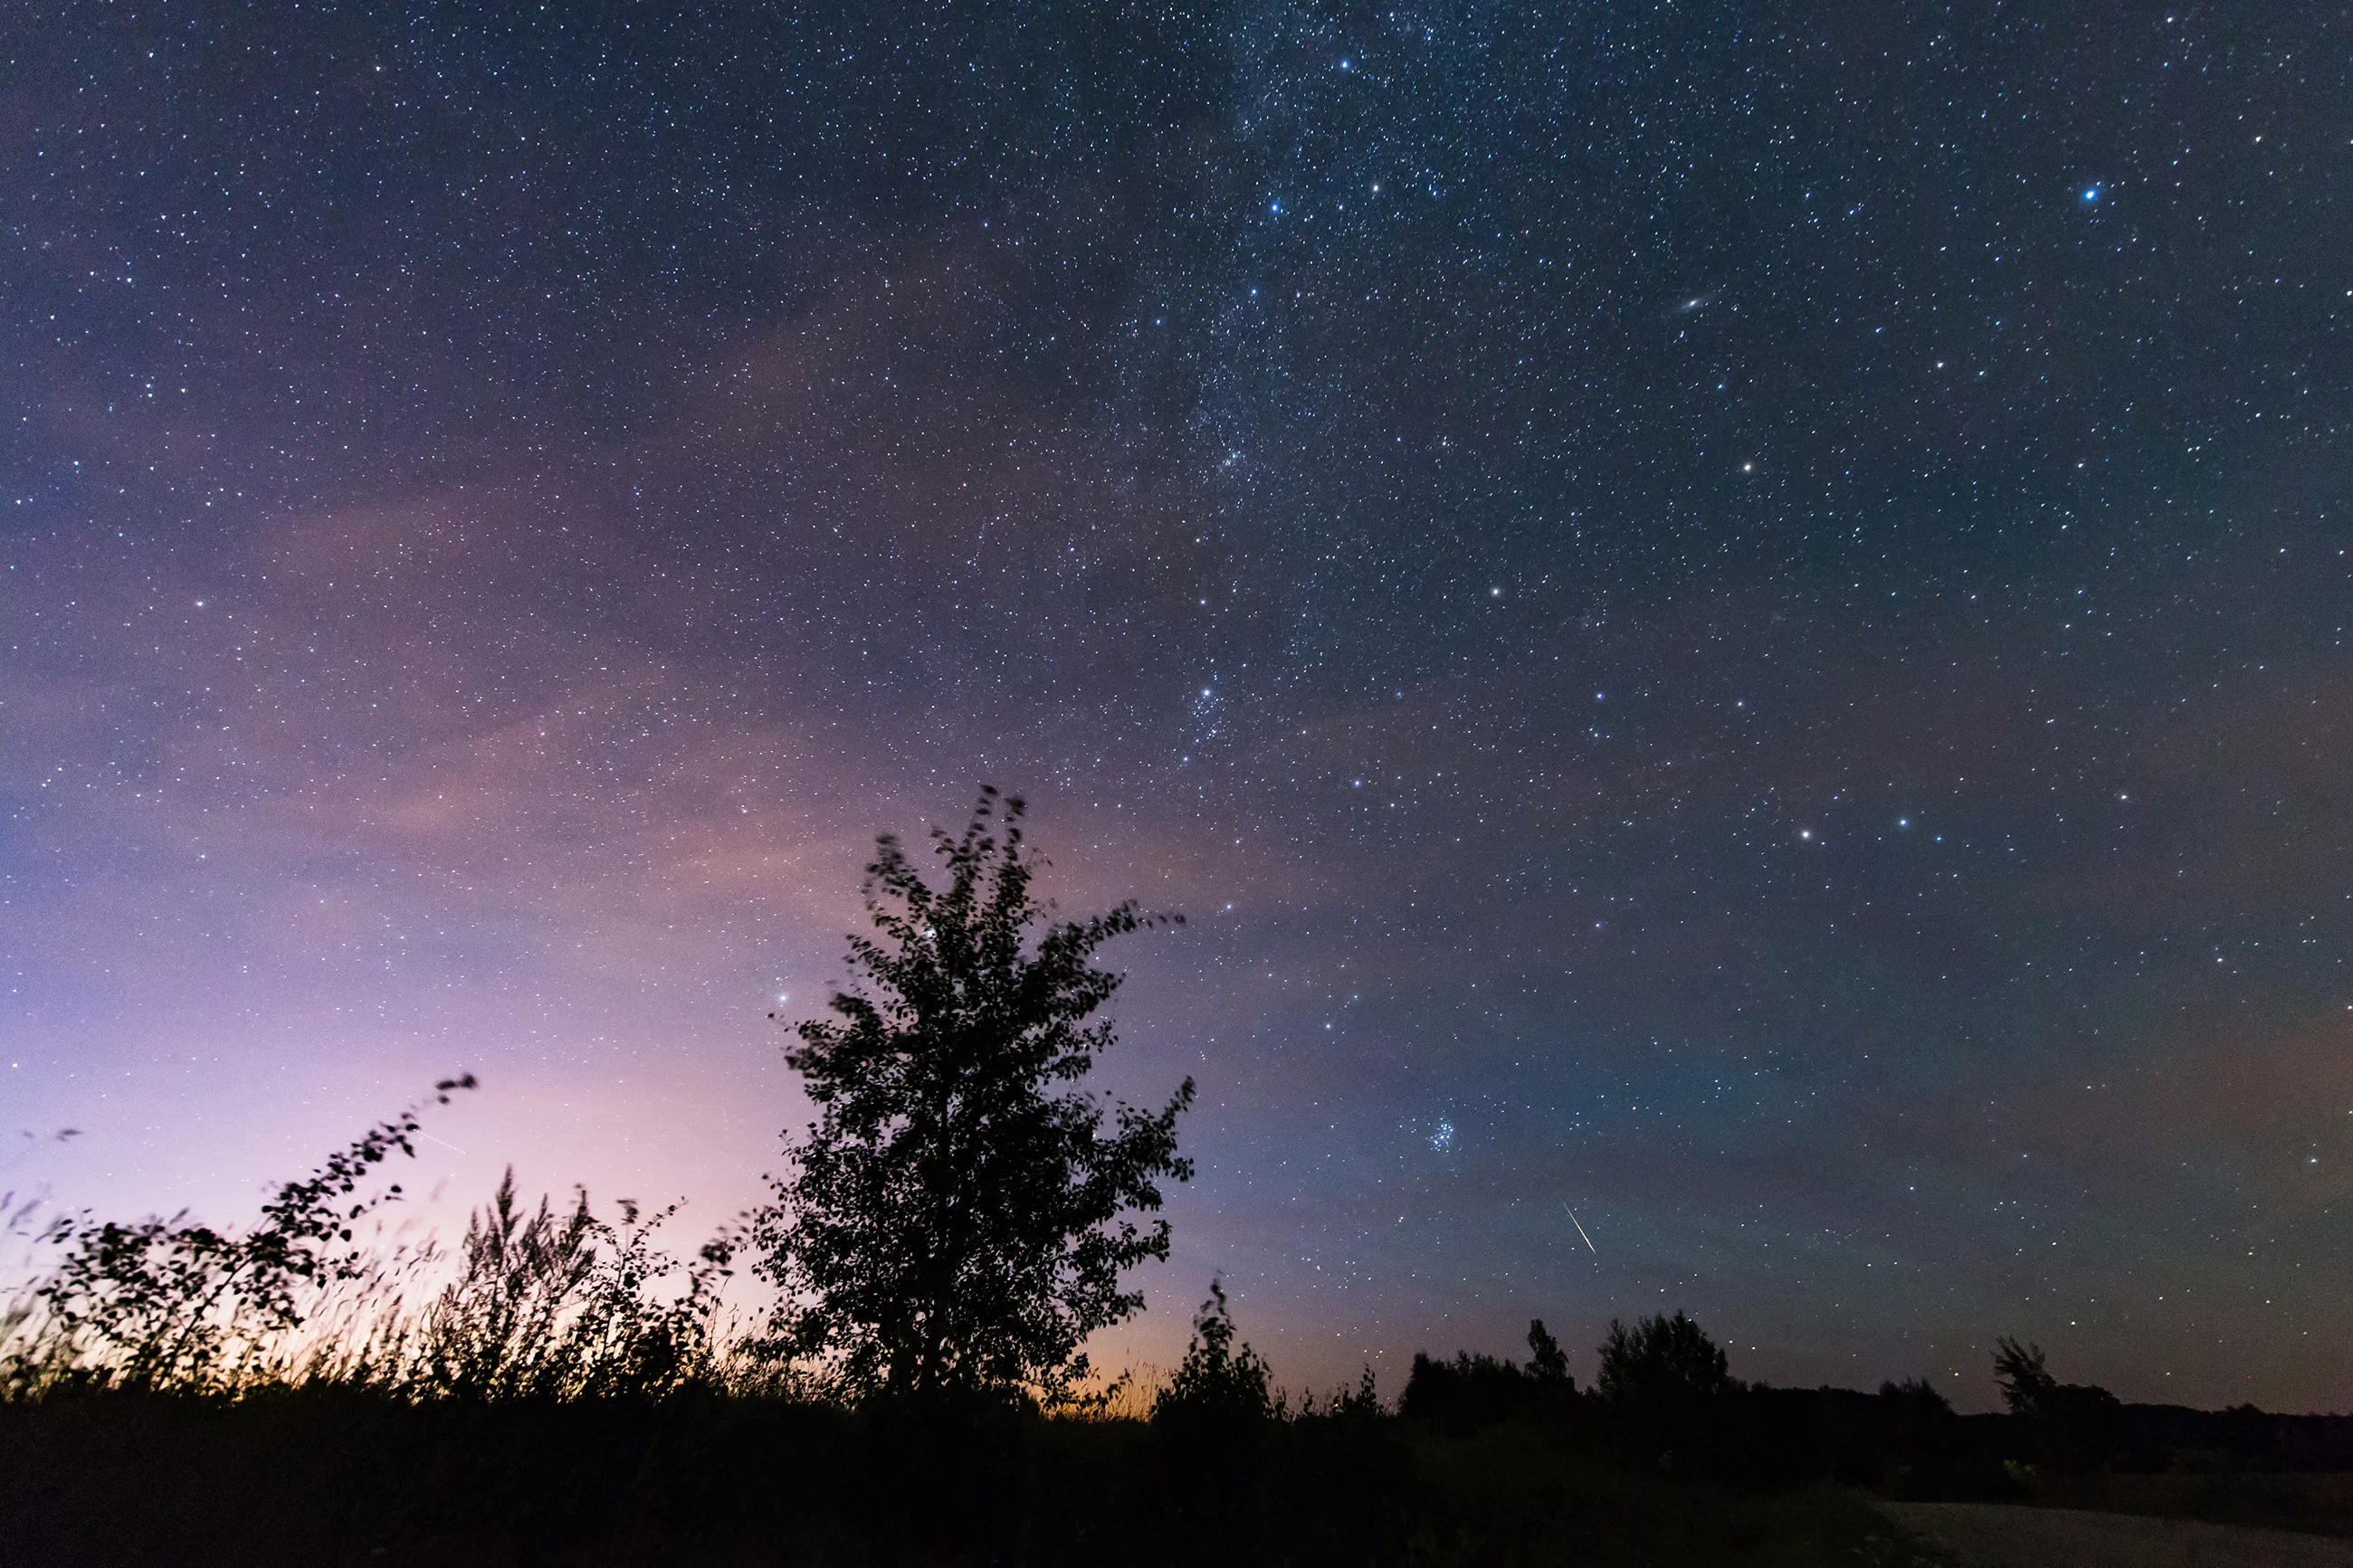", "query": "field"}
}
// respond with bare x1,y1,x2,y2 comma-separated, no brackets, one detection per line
1884,1502,2353,1568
